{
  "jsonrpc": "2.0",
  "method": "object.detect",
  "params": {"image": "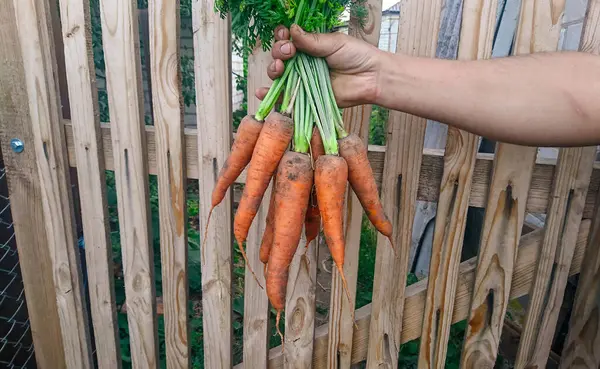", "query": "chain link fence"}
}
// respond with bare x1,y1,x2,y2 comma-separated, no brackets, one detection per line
0,165,36,369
